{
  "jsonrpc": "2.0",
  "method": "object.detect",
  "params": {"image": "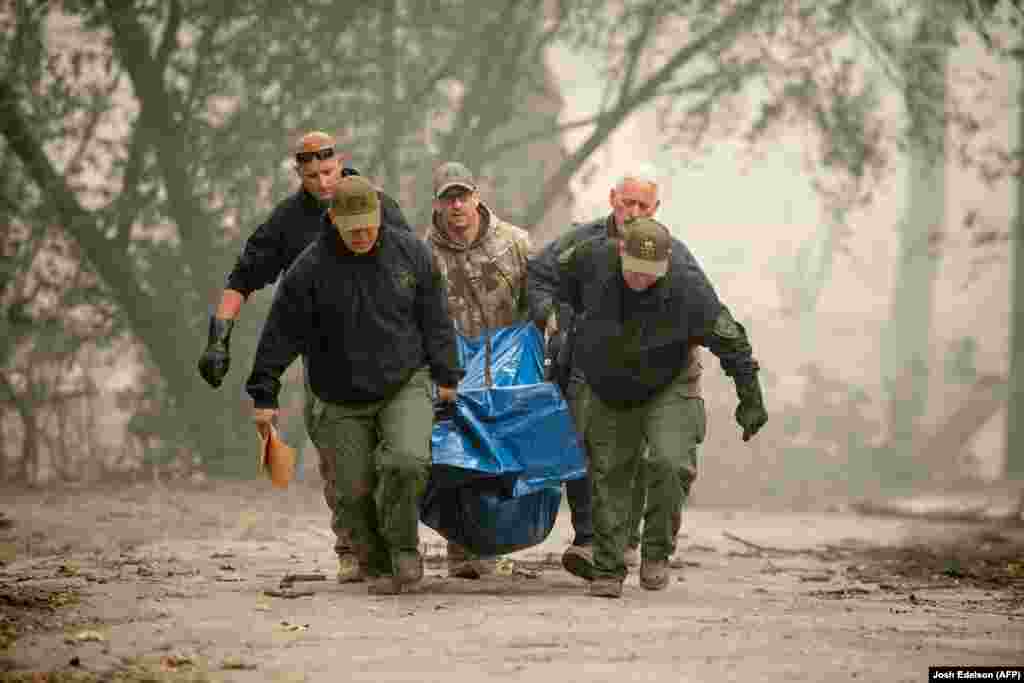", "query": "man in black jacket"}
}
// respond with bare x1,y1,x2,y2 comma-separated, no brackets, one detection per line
246,175,462,595
556,217,767,598
528,169,680,579
198,131,412,582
